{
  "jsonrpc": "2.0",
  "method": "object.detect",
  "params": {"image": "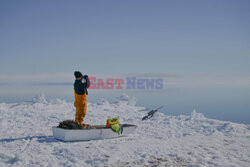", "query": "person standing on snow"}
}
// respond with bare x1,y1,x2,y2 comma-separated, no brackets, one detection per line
74,71,90,128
